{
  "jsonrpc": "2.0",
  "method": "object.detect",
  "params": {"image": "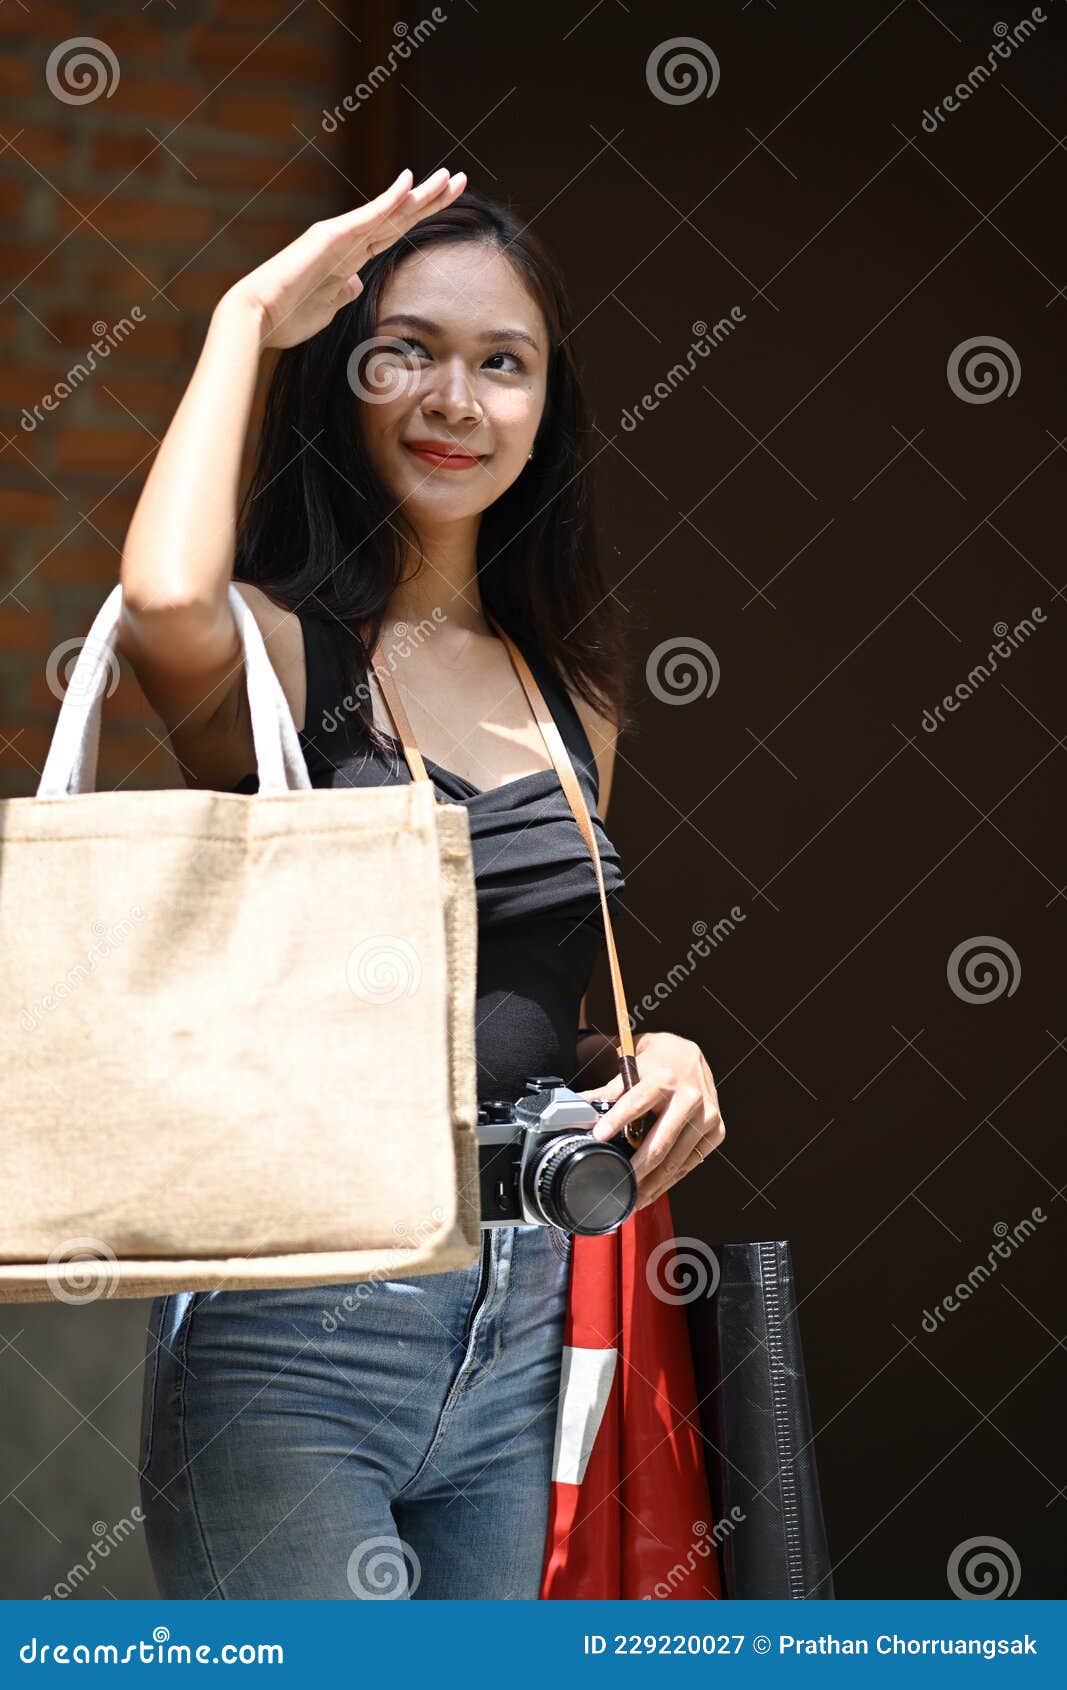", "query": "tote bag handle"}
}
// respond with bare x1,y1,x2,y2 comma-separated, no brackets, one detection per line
36,583,312,799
